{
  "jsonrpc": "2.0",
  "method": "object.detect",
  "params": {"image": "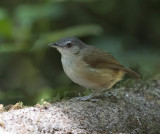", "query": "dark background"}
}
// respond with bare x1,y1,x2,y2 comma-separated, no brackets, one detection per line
0,0,160,105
